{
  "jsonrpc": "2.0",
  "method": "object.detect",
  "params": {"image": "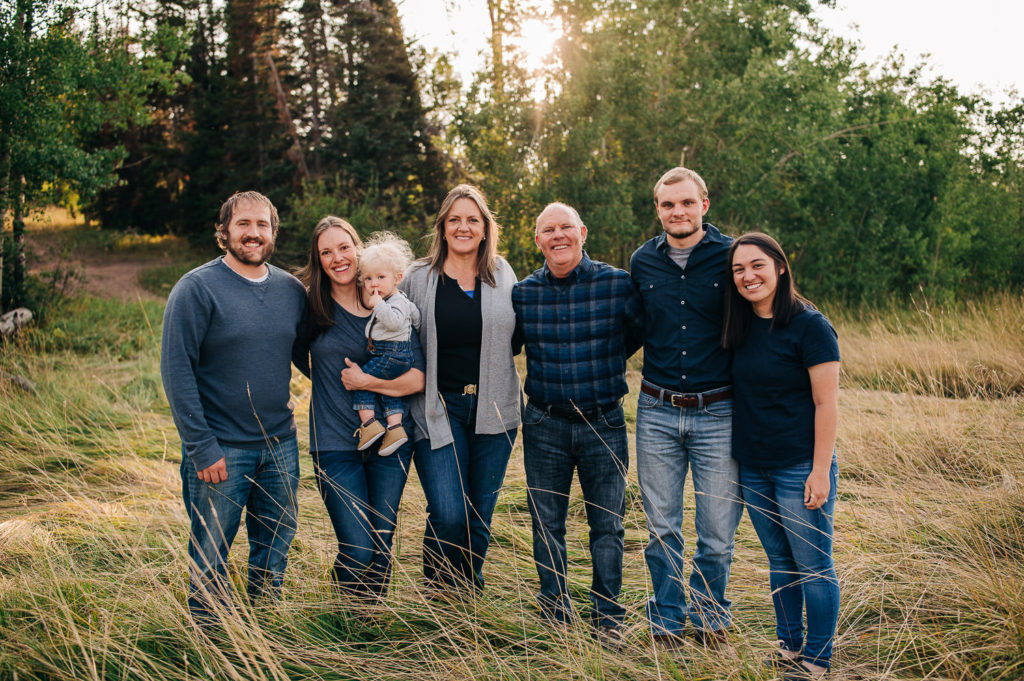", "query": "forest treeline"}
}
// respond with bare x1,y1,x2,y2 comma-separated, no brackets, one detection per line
2,0,1022,308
